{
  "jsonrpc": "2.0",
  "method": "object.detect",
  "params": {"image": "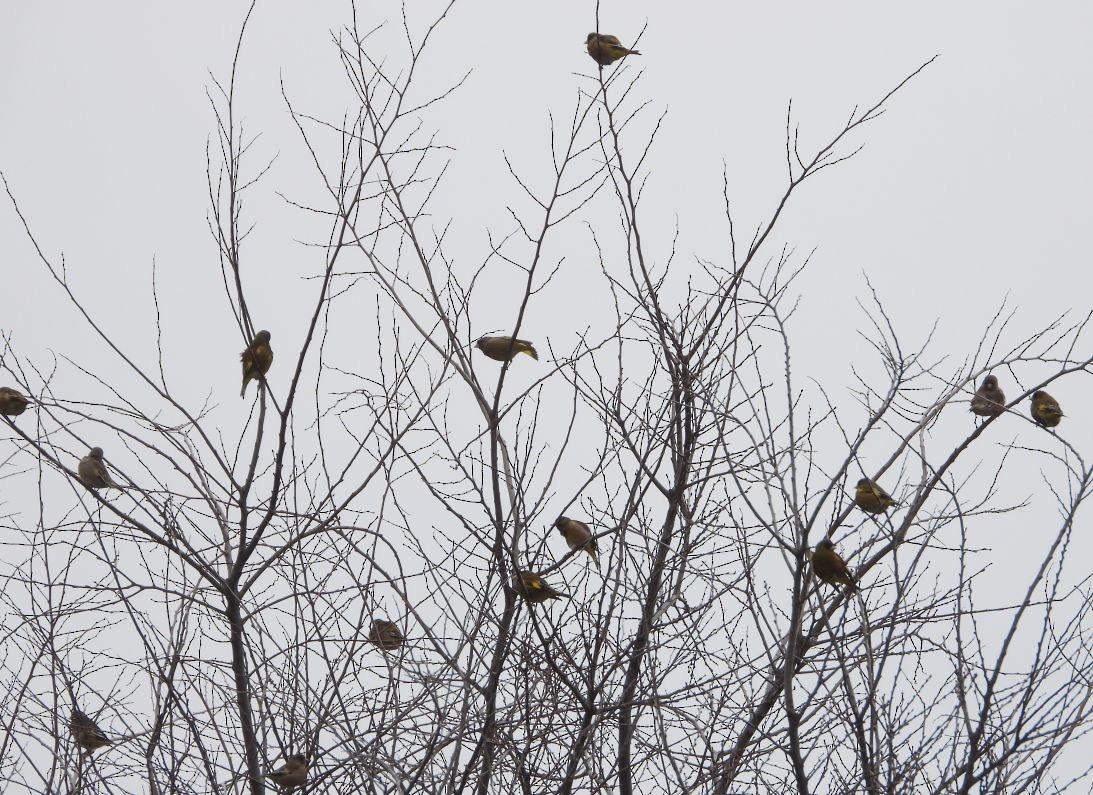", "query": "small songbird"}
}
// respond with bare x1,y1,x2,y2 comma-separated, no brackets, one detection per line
267,754,309,790
77,447,123,490
367,619,405,652
0,386,29,417
585,33,641,66
970,374,1006,418
70,708,112,755
240,330,274,397
854,478,897,515
810,538,857,591
1030,390,1063,429
512,571,568,604
475,336,538,362
555,516,599,566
